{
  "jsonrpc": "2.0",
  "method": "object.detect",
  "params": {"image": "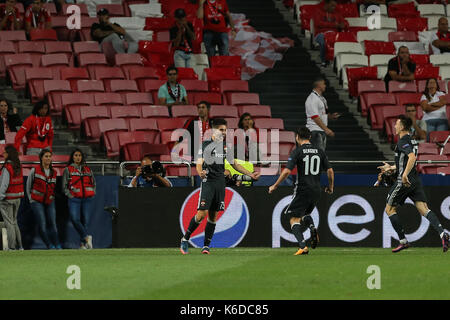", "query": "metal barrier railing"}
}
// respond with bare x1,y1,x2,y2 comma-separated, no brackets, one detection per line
0,161,121,176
